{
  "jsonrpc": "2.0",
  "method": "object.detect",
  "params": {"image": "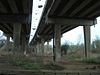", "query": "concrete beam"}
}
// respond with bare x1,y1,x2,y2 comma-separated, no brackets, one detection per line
49,0,61,16
0,1,7,13
0,14,29,23
22,0,29,13
61,25,78,34
22,0,33,14
83,26,91,58
69,0,91,17
88,10,100,18
7,0,18,13
58,0,76,16
0,24,10,33
80,1,100,17
39,35,52,40
47,17,97,26
3,24,12,33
